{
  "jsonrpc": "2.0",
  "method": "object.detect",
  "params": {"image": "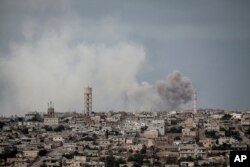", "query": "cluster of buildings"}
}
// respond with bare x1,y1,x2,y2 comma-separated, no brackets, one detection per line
0,87,250,167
